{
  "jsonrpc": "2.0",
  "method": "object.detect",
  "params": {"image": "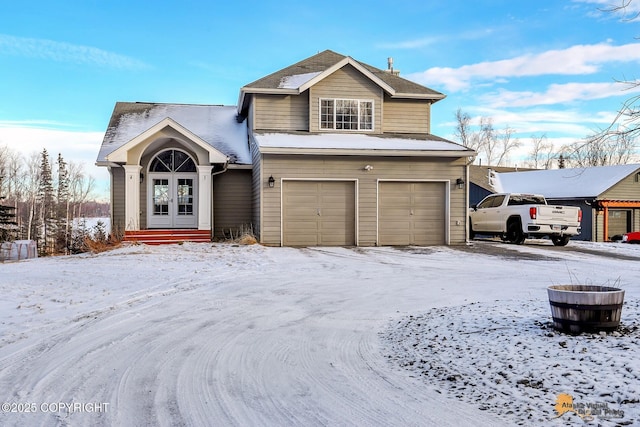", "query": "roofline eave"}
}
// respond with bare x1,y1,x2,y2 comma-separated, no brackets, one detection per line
258,146,475,157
